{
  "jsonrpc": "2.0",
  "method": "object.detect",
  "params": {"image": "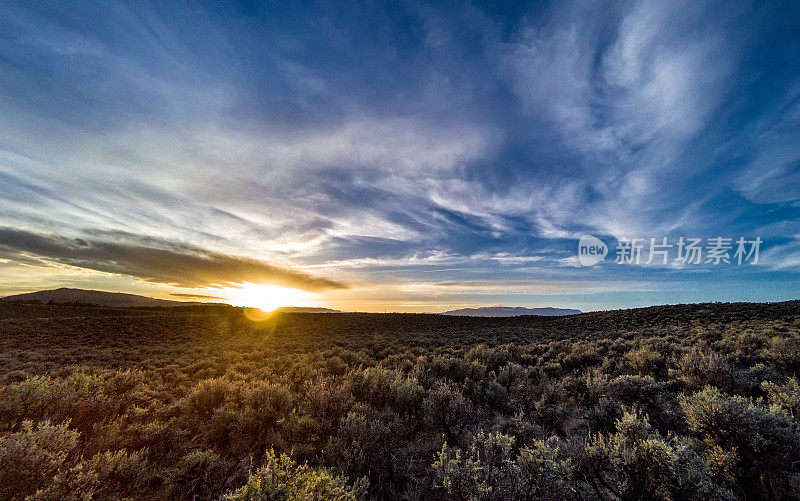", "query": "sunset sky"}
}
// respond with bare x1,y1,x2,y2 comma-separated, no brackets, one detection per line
1,0,799,312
